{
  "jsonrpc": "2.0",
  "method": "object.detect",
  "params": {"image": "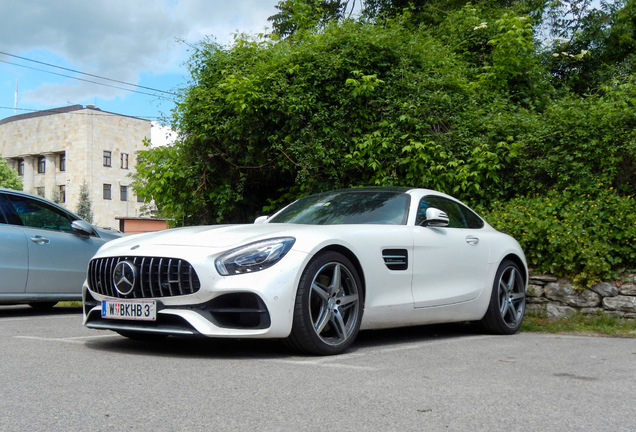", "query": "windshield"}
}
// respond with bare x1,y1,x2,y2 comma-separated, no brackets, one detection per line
269,190,410,225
